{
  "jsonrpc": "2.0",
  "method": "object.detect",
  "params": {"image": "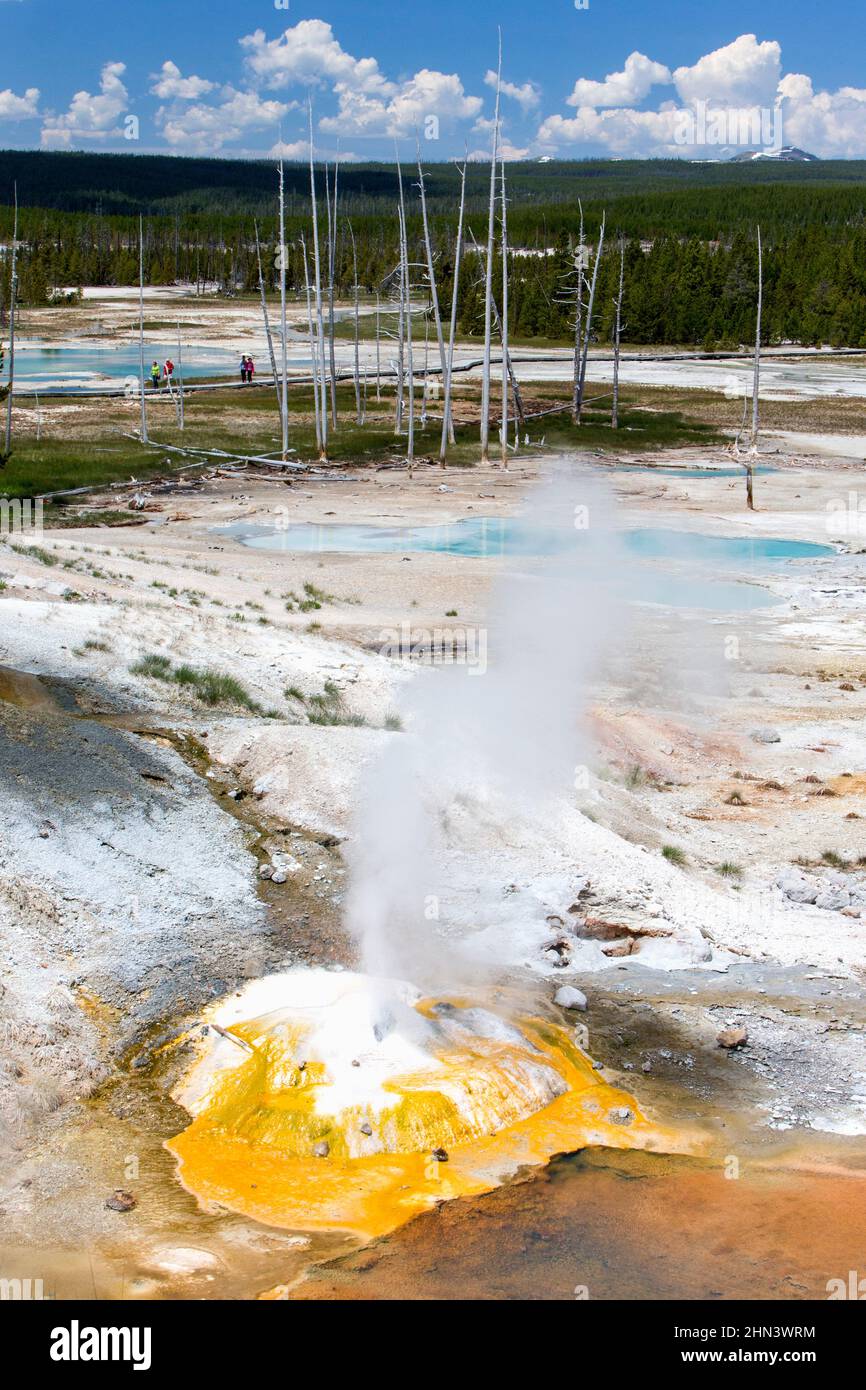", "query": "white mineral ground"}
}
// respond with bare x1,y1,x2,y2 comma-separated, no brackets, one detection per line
2,290,866,1293
16,285,866,407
